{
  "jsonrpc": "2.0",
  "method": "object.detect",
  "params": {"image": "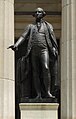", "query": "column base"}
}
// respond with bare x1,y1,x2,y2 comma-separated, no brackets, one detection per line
19,103,59,119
